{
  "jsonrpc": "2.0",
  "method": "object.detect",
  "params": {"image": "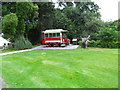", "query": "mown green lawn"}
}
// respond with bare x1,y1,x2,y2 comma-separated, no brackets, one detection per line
1,47,118,88
1,45,39,53
1,48,18,53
